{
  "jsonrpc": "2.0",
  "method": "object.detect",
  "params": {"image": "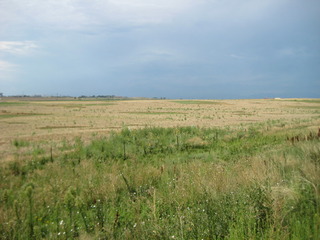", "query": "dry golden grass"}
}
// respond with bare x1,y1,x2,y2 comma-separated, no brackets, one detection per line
1,98,319,163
